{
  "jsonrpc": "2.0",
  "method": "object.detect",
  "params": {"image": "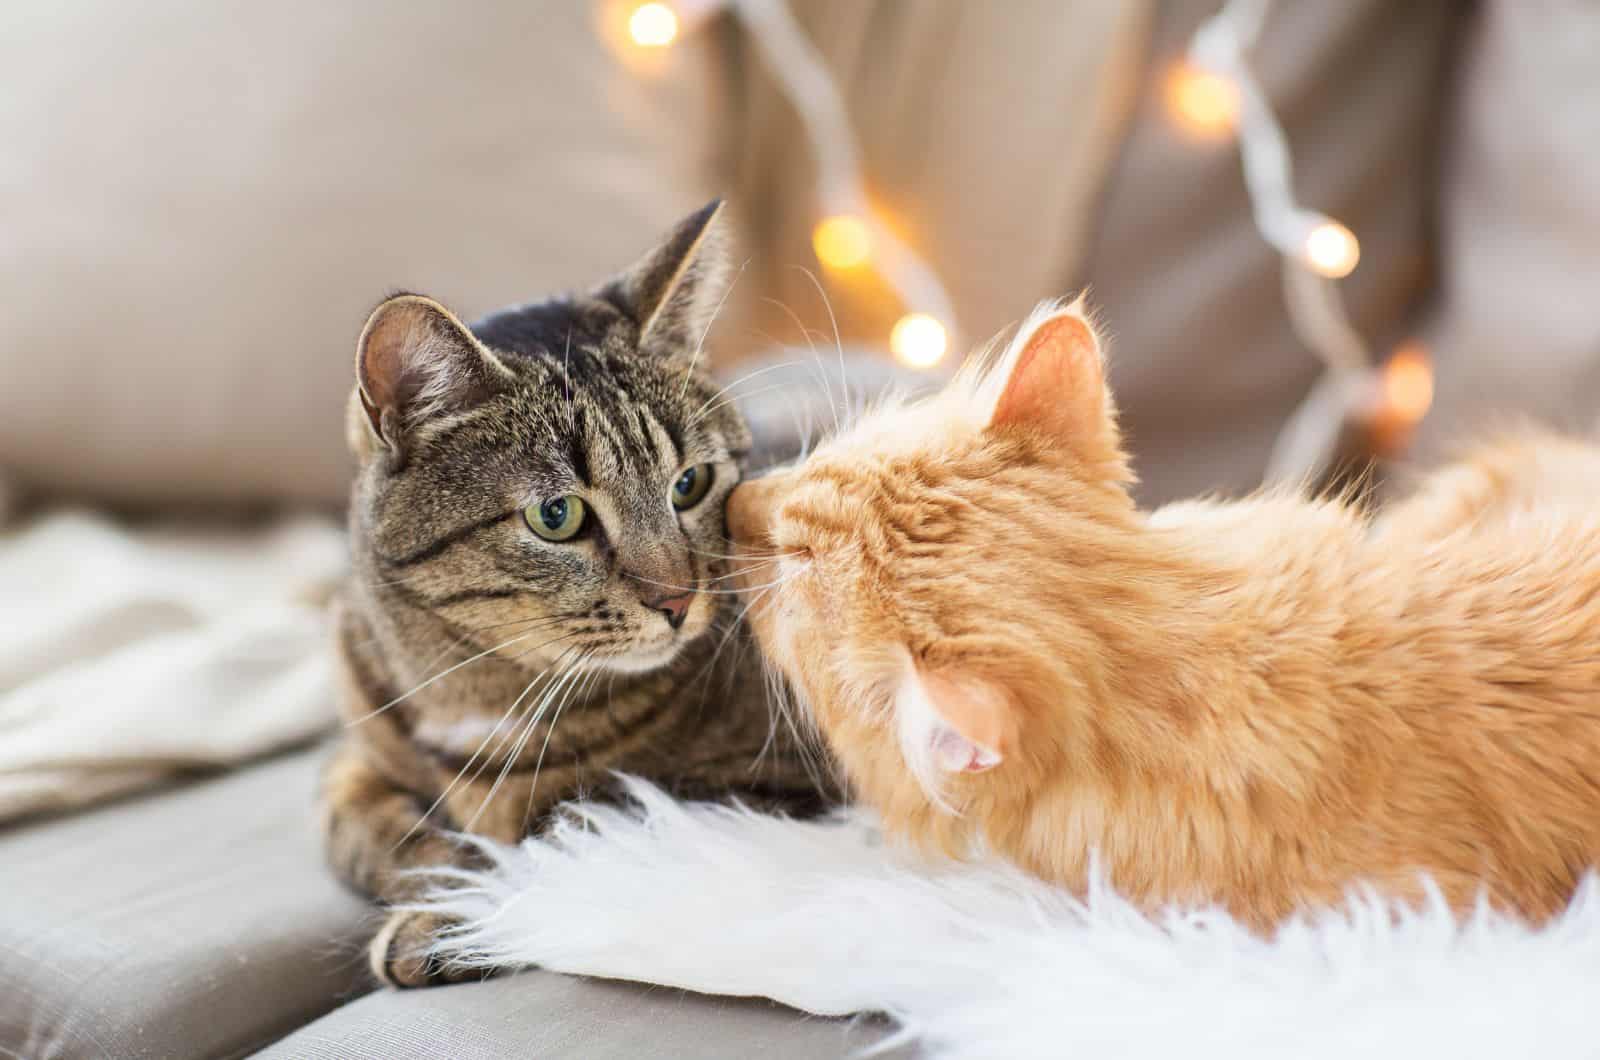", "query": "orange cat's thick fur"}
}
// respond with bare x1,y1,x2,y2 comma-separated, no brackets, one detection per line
728,300,1600,929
